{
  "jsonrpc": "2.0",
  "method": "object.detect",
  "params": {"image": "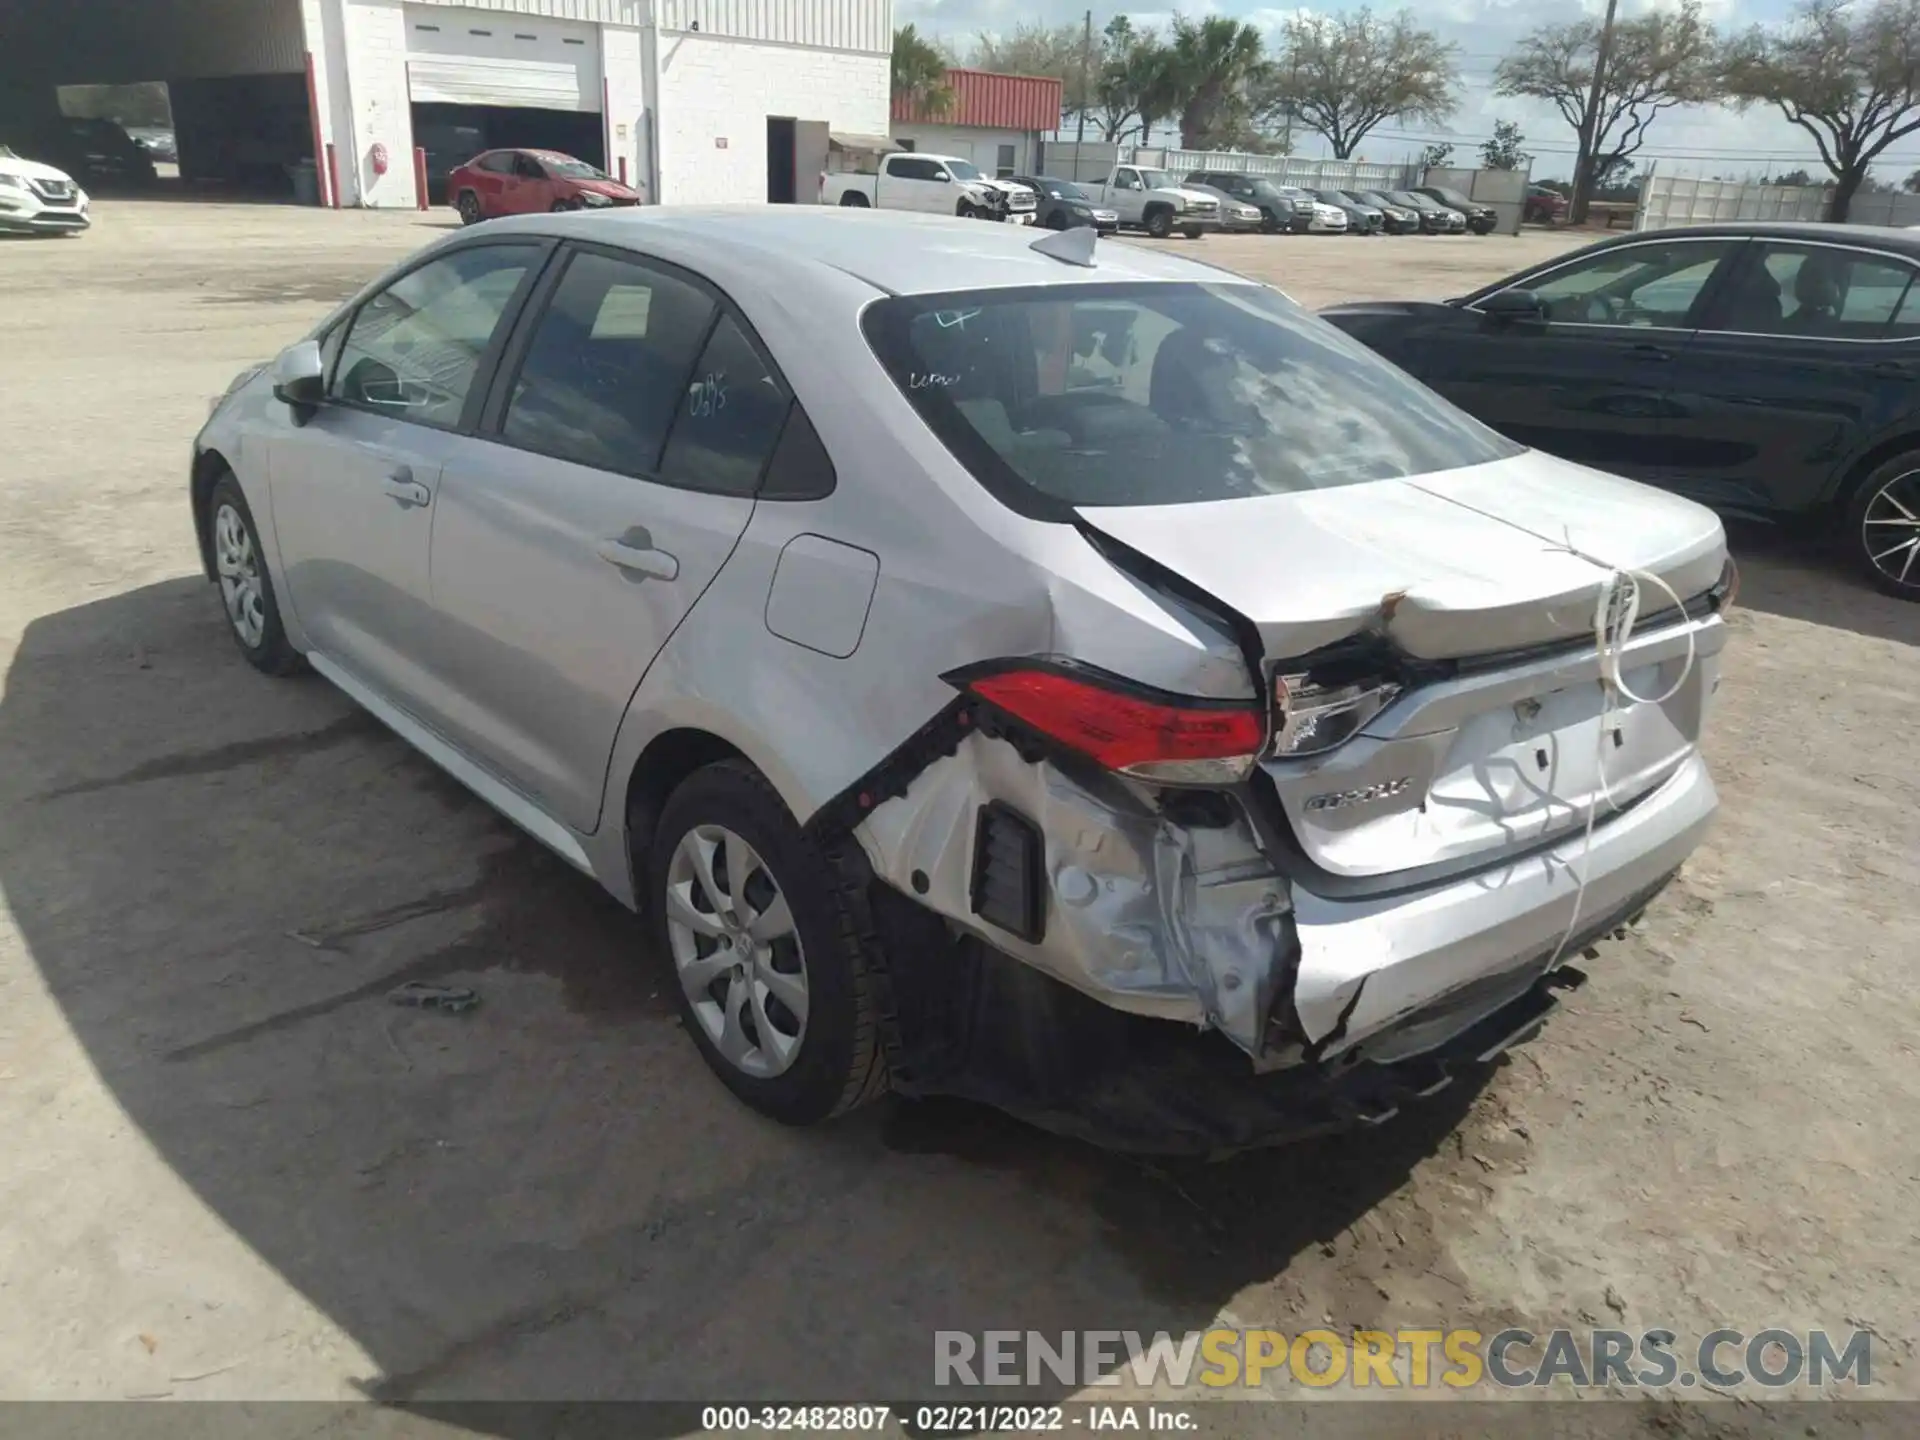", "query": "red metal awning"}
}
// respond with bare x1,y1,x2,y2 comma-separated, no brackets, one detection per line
893,68,1063,131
